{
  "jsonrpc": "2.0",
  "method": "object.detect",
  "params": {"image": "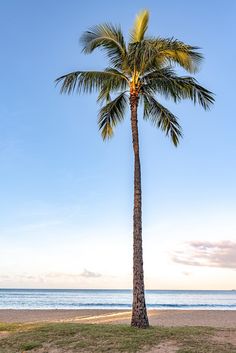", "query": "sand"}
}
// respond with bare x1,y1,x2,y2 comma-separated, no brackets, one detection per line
0,309,236,327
